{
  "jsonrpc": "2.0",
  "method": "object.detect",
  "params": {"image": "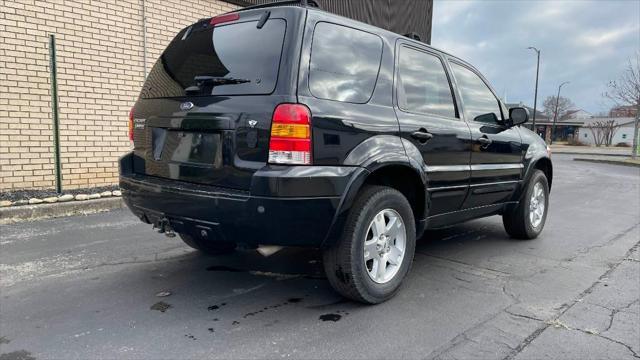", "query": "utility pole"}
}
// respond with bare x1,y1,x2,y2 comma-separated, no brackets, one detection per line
550,81,570,145
527,47,540,132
